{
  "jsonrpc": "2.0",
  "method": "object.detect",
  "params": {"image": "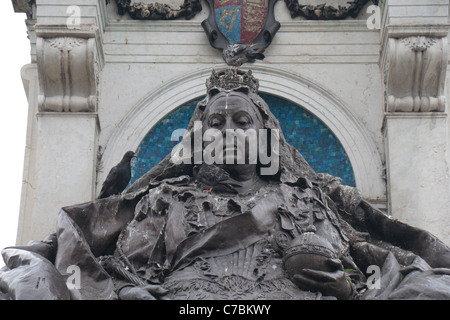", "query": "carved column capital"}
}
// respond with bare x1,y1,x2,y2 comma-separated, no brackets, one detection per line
36,25,103,113
381,25,449,113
